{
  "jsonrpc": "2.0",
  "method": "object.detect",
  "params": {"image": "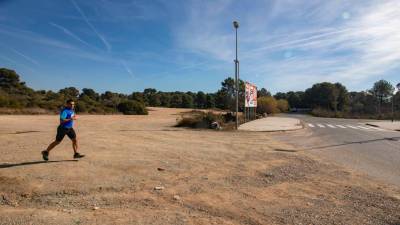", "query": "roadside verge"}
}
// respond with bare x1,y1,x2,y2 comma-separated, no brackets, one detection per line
365,121,400,132
238,117,303,132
